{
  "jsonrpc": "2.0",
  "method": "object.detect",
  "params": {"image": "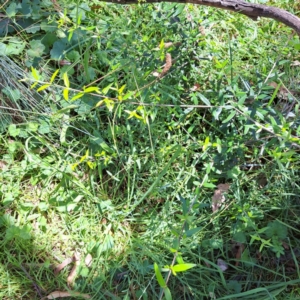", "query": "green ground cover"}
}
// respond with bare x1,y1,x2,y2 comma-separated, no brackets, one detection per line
1,0,300,299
